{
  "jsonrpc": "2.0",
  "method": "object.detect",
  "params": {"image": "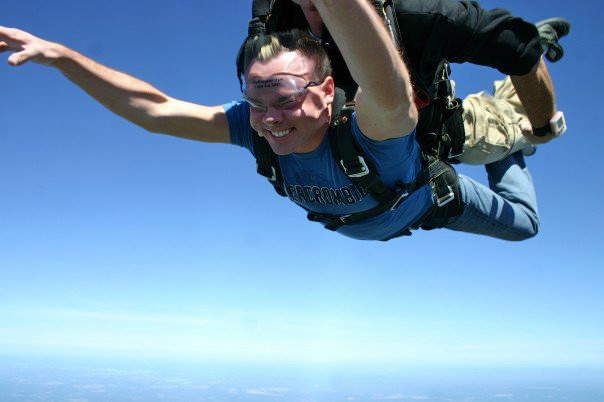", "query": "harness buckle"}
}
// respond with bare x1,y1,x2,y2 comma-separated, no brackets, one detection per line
390,191,409,211
339,214,352,224
256,163,277,182
340,156,370,178
432,184,455,207
448,146,463,160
